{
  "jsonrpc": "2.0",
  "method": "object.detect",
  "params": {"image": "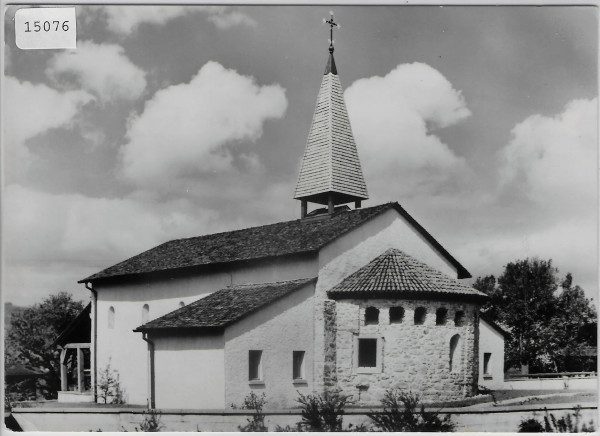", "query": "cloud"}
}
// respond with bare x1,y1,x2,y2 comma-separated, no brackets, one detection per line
499,98,597,213
207,9,257,29
3,184,217,266
81,6,255,36
344,62,472,201
120,61,287,186
3,76,93,181
46,41,147,103
454,98,598,293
